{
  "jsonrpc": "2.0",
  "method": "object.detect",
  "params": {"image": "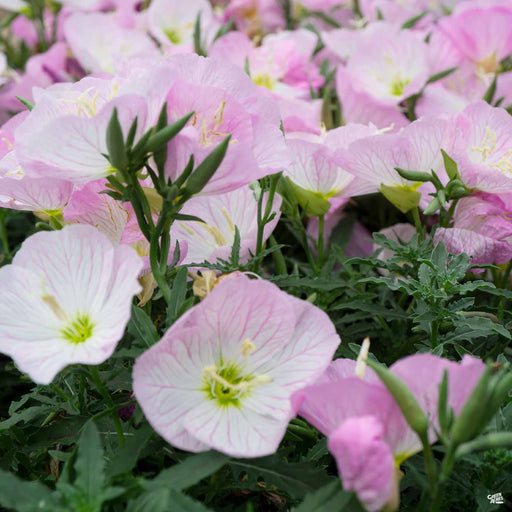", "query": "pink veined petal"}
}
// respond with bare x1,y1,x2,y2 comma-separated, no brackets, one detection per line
328,415,396,512
0,225,142,384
